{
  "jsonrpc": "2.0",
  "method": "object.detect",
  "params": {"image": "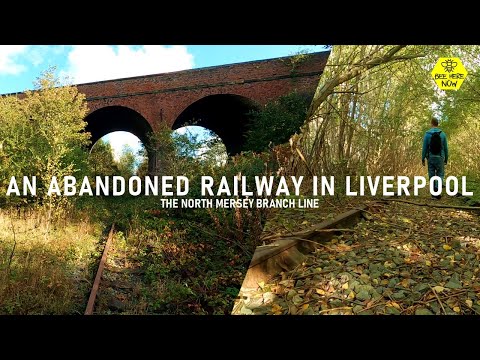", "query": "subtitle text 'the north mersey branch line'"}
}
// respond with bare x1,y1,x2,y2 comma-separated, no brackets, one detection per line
4,175,474,197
